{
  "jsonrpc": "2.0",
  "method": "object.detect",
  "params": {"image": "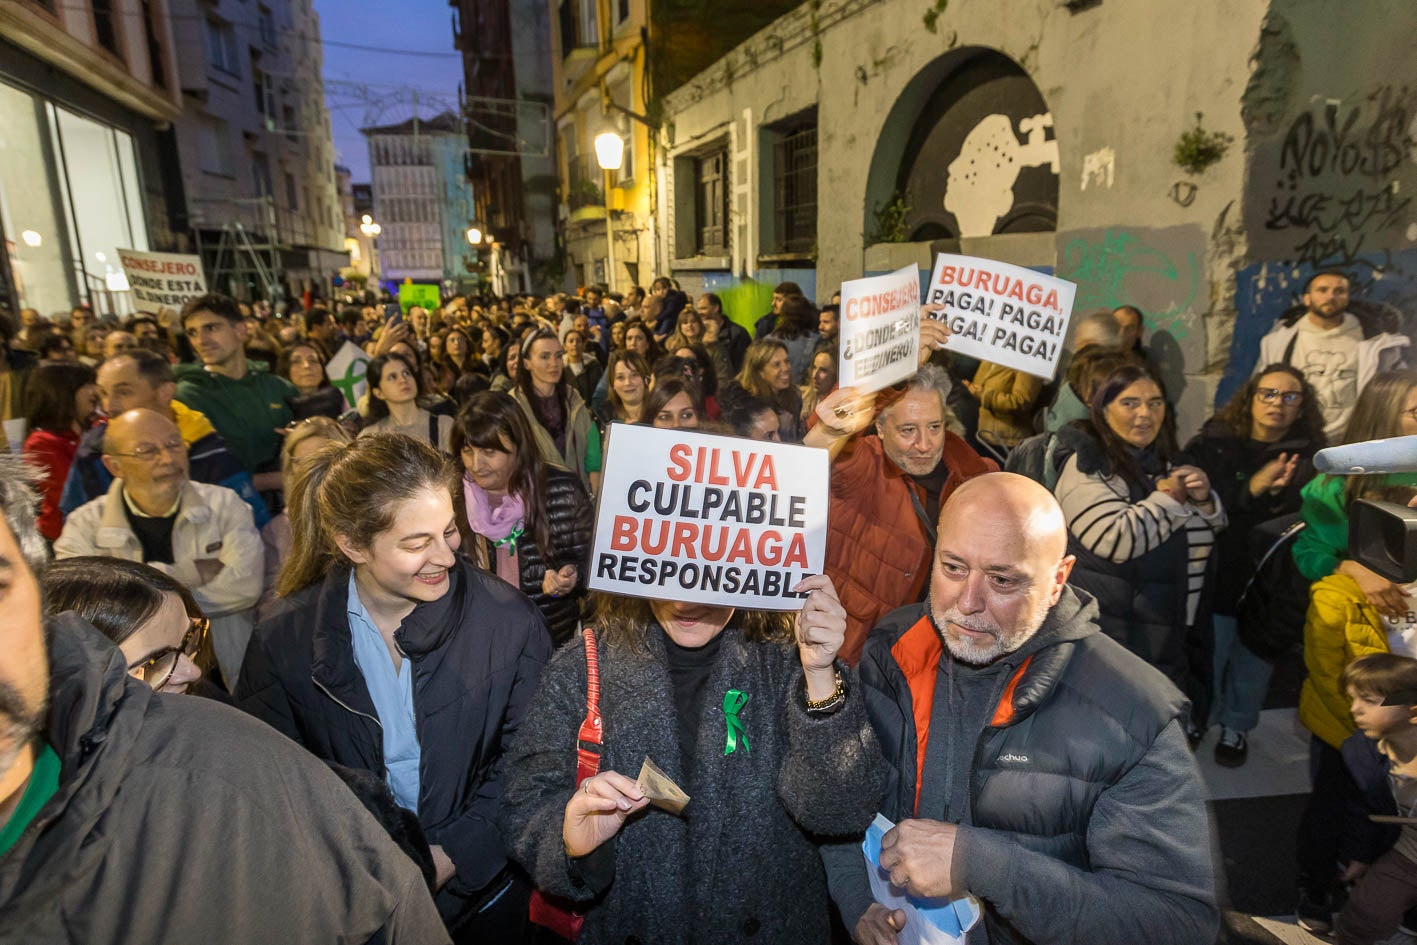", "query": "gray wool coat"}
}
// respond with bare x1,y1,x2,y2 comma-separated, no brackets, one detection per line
498,625,885,945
